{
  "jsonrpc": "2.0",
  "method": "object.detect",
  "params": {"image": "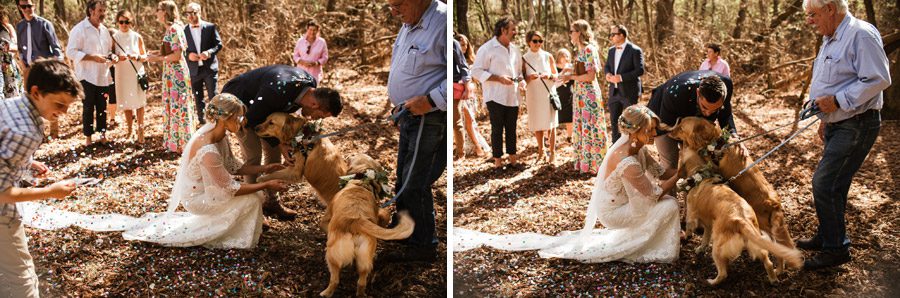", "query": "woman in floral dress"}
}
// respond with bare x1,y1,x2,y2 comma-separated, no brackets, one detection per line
561,20,609,174
148,1,196,153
